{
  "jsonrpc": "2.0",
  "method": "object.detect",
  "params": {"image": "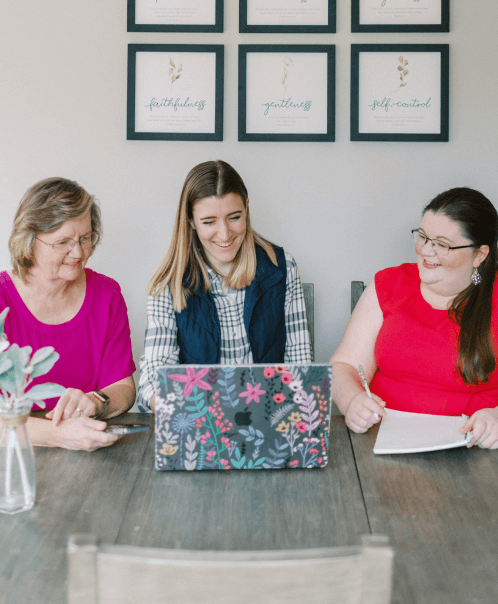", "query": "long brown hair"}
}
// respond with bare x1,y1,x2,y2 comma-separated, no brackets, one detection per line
423,187,498,384
147,160,277,311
